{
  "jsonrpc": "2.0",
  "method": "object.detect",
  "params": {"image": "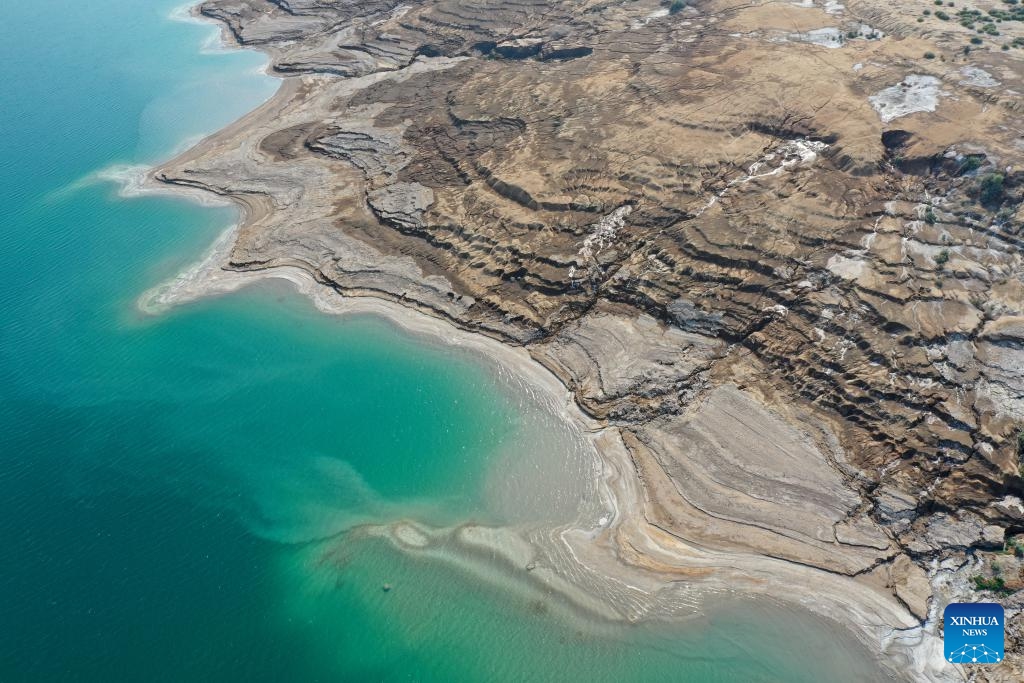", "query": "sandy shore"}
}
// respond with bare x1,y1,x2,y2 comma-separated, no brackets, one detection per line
124,4,969,681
